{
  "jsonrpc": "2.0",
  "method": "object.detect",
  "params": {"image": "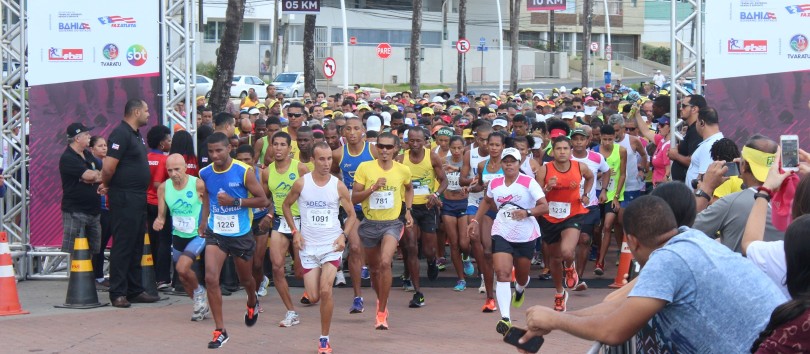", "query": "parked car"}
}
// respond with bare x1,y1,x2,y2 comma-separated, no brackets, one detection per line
230,75,267,98
661,81,695,95
271,72,304,98
172,74,213,98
